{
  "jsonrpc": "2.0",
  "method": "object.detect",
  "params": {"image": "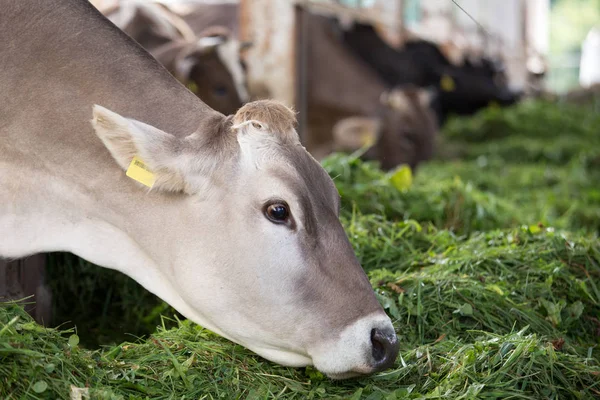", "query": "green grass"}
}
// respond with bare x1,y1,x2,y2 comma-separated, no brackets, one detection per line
323,155,600,235
2,223,600,399
2,100,600,399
